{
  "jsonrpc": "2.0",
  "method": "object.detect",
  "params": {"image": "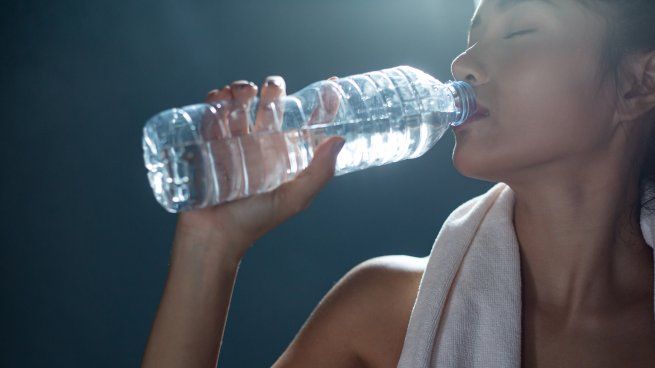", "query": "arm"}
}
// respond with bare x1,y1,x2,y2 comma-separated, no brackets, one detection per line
142,222,424,368
141,75,345,368
272,255,426,368
140,218,248,368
